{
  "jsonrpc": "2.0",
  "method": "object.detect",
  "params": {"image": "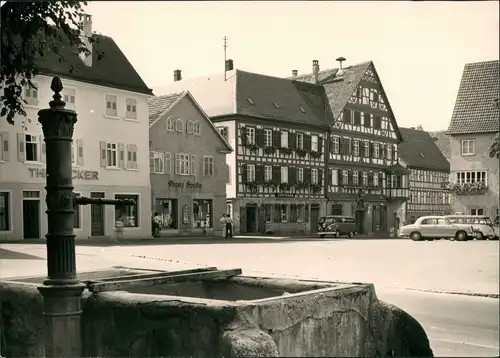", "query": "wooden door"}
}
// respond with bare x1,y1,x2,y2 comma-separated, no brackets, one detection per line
22,200,40,239
310,204,320,233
